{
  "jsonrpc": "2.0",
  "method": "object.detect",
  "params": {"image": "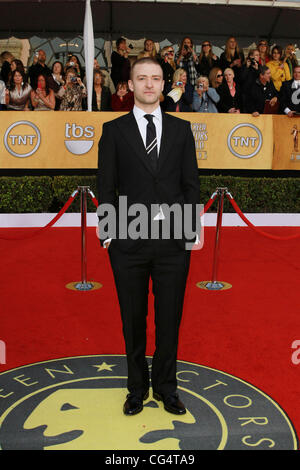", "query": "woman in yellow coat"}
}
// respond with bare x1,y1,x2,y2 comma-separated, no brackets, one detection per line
267,45,291,91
